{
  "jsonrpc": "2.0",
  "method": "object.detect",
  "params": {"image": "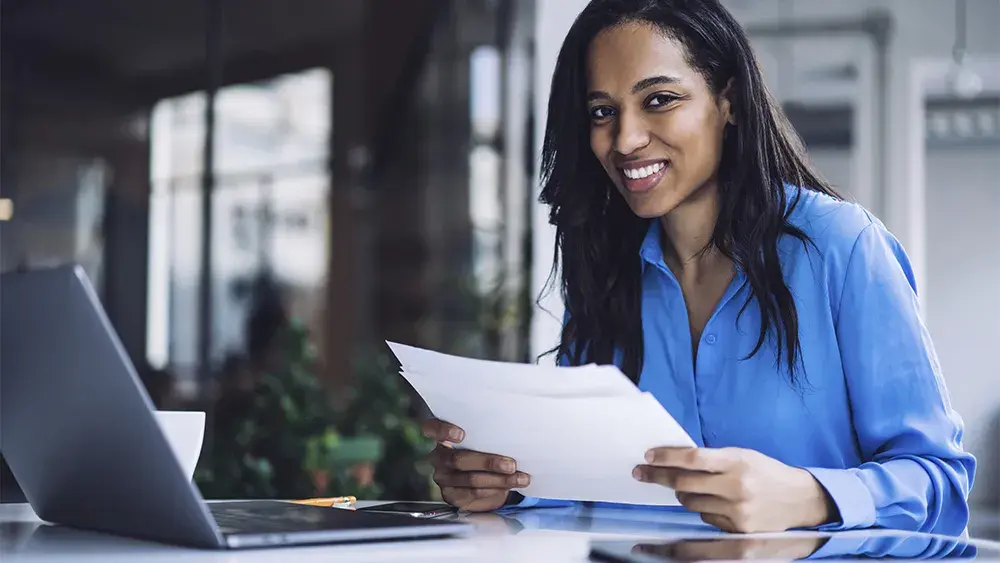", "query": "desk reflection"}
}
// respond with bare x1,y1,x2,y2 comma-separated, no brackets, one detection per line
630,536,826,561
493,505,717,536
1,522,192,555
595,534,988,562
